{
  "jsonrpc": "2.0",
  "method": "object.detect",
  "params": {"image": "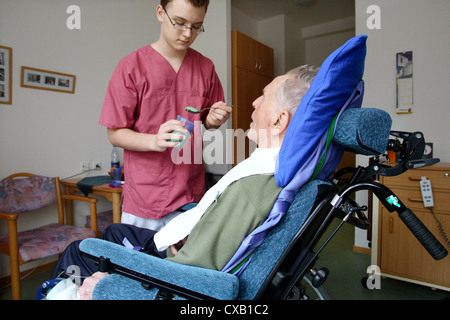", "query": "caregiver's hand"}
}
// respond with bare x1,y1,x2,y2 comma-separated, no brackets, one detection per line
107,119,187,153
152,119,189,152
204,101,232,130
